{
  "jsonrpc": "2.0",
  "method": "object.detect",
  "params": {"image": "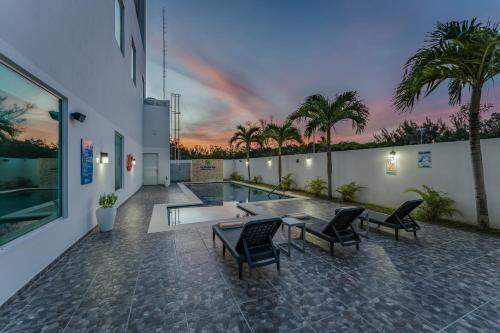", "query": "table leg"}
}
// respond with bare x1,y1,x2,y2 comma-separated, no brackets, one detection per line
288,225,292,257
